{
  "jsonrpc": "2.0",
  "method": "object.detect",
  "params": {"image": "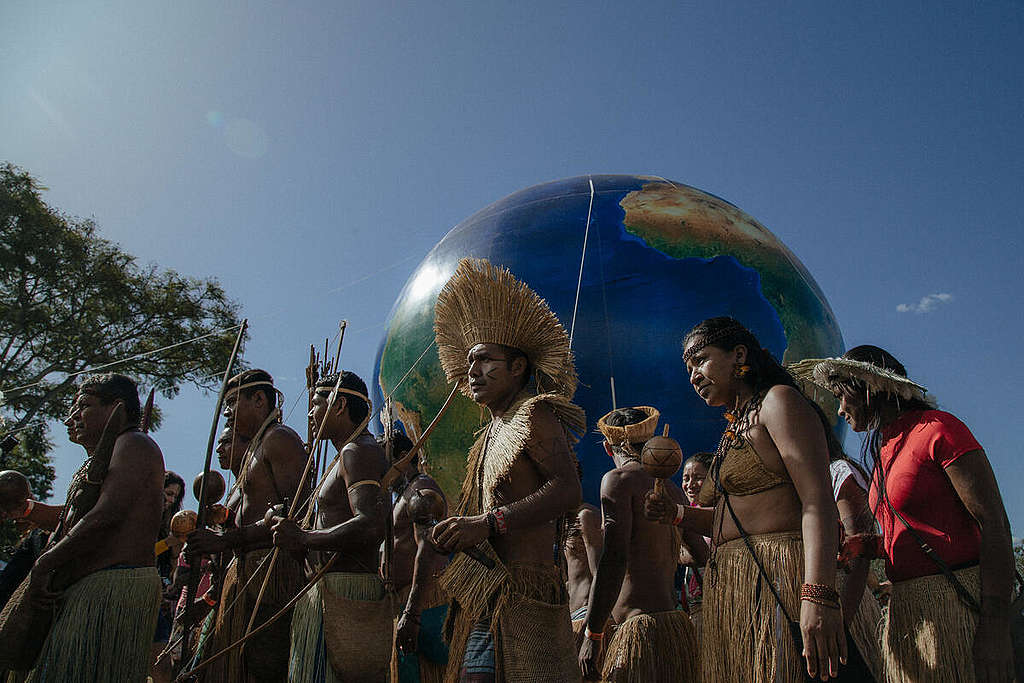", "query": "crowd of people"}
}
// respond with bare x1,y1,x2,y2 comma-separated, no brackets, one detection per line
0,256,1018,682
